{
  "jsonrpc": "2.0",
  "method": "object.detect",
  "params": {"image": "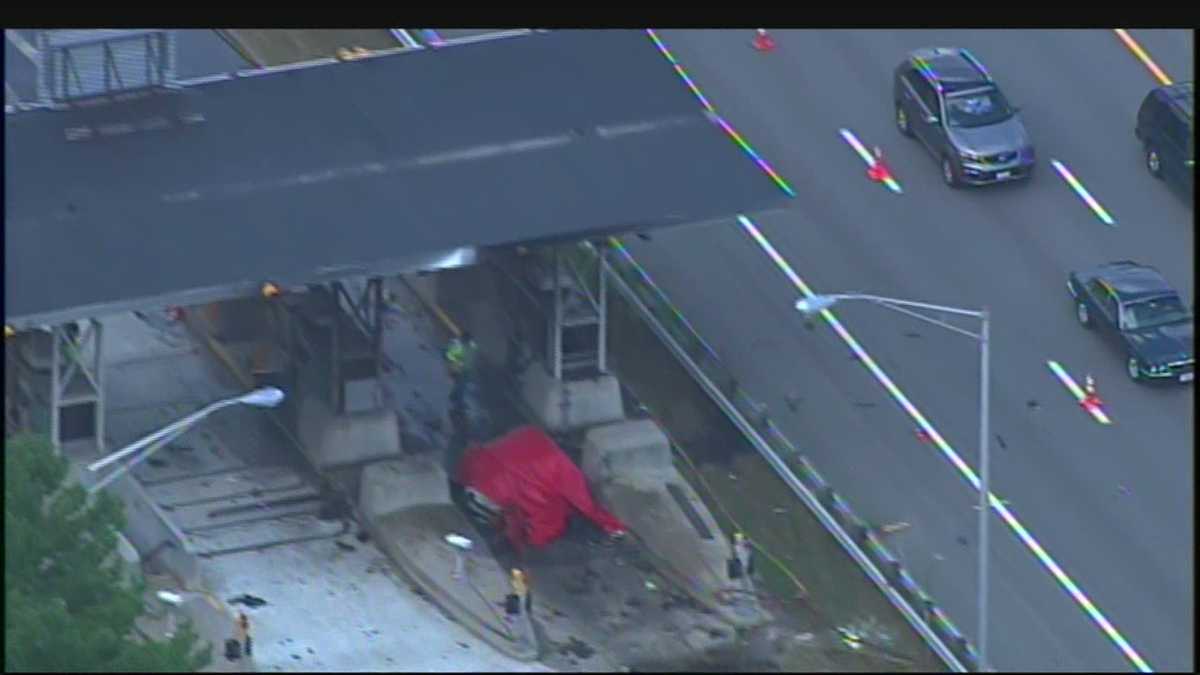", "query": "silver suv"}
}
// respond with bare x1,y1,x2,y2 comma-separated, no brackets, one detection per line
893,47,1036,187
